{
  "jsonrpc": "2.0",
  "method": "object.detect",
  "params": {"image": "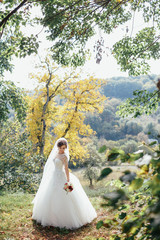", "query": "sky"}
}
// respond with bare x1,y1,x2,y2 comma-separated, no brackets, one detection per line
4,5,160,90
